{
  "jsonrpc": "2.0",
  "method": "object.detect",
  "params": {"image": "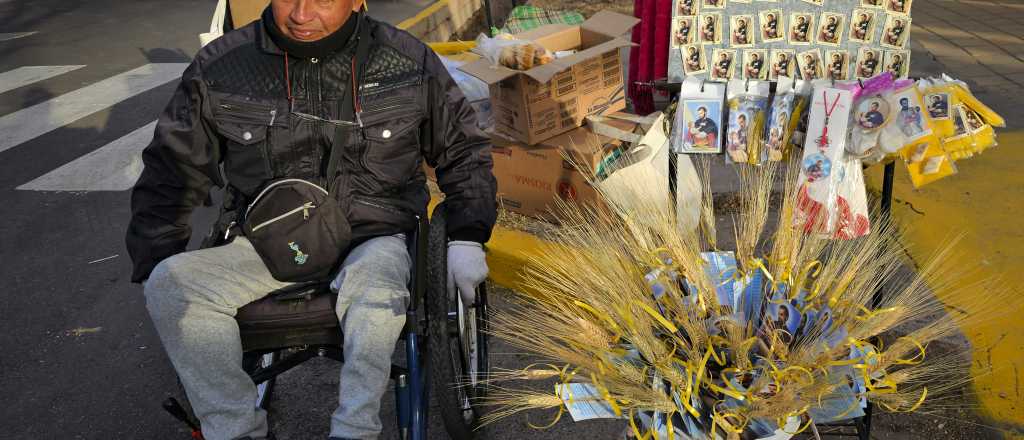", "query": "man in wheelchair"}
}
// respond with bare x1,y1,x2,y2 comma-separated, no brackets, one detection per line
126,1,497,439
